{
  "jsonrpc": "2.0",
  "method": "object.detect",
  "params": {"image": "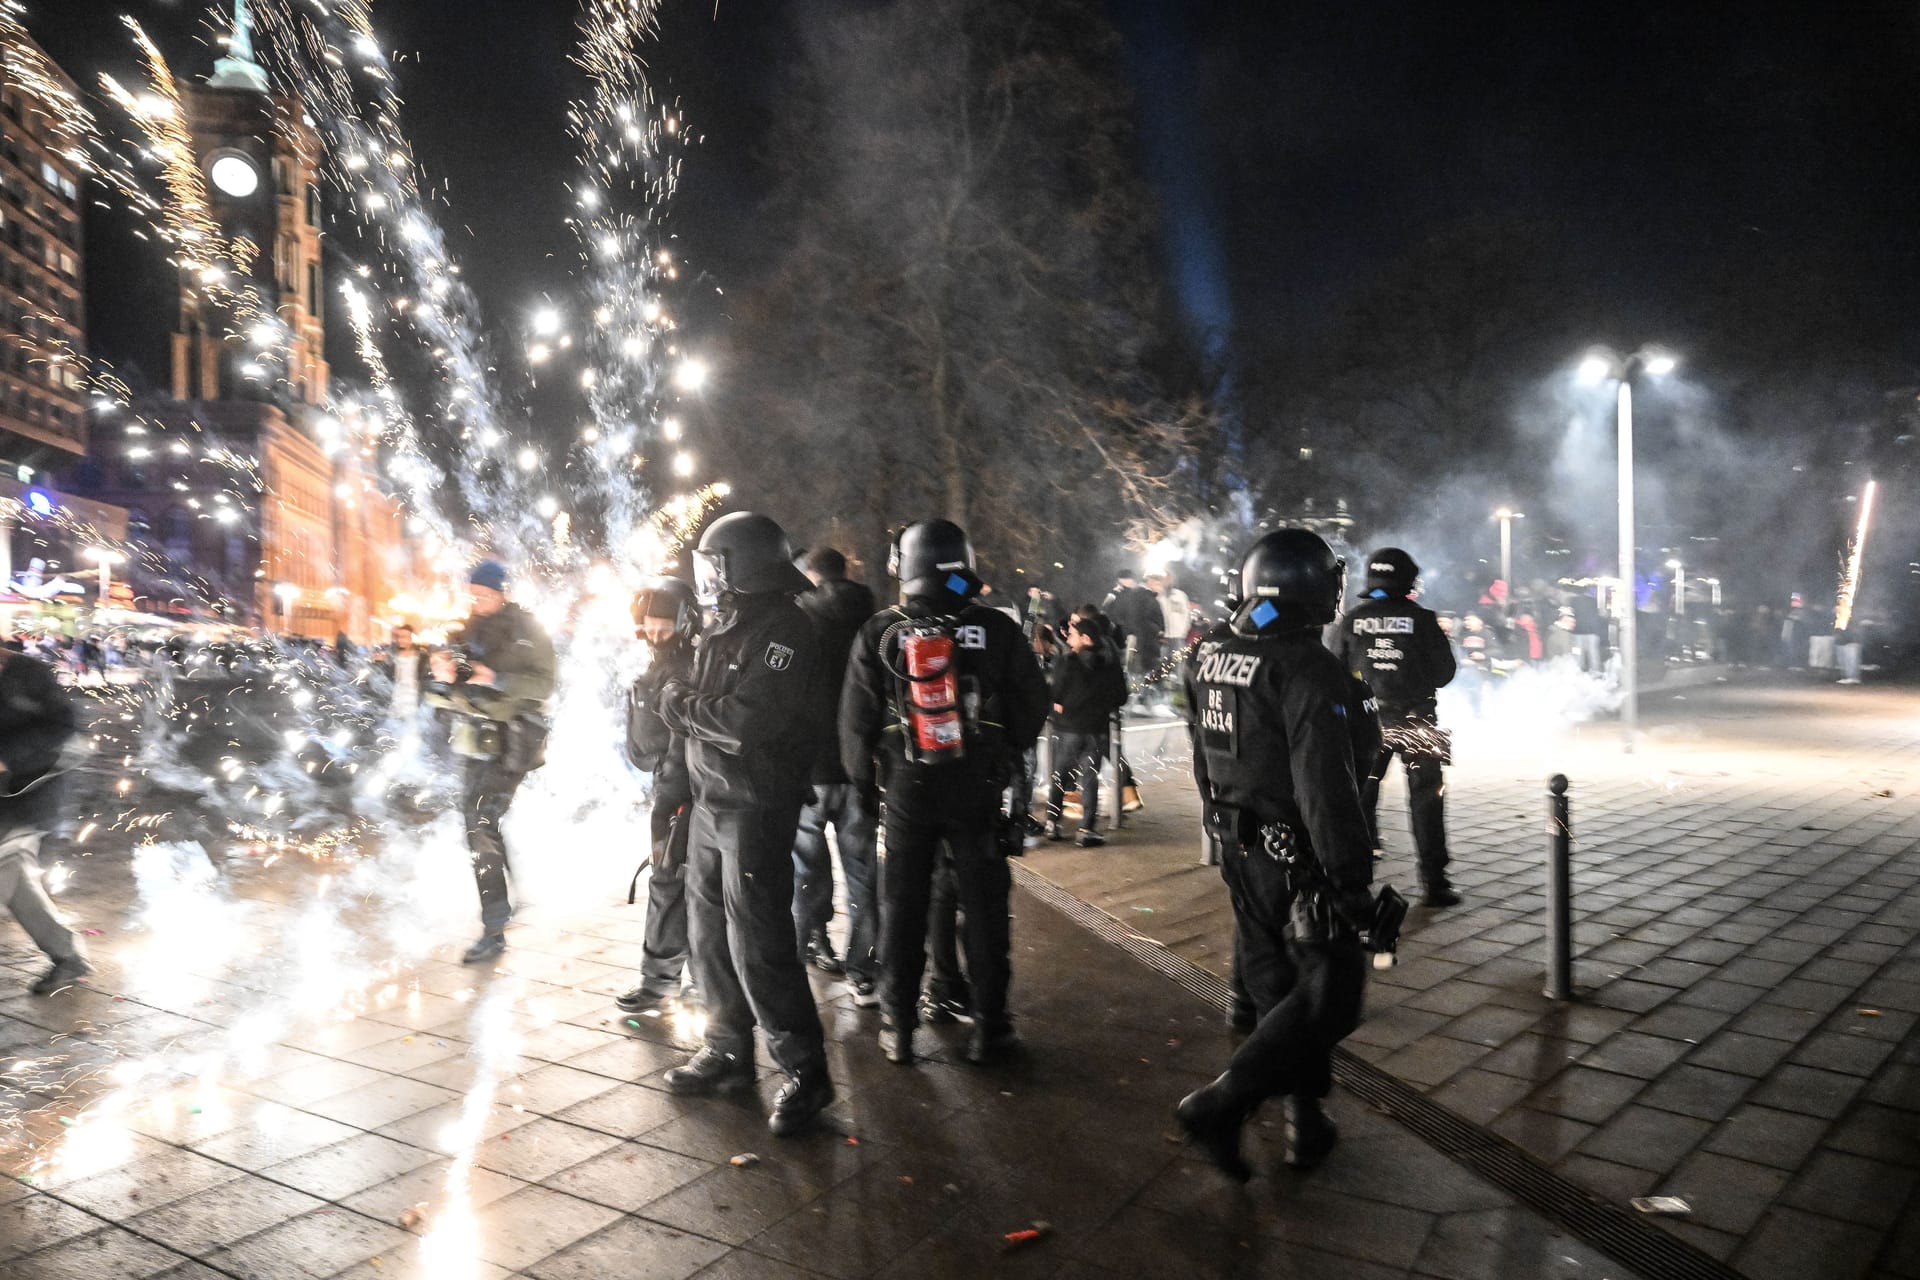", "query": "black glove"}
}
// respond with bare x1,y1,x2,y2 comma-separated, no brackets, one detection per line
1330,885,1377,932
655,679,692,724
